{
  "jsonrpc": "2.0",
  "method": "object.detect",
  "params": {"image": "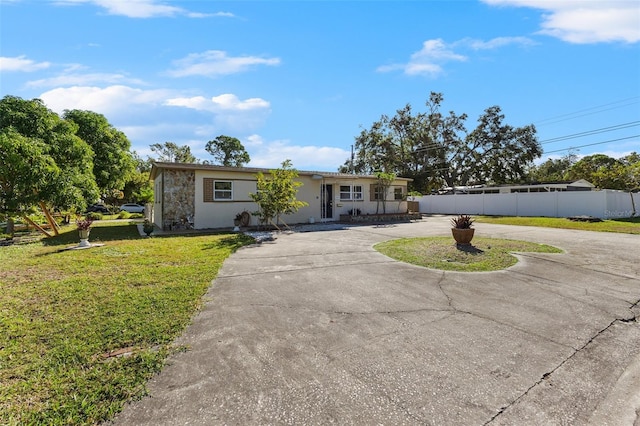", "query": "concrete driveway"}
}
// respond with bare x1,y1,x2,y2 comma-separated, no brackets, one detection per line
112,216,640,425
